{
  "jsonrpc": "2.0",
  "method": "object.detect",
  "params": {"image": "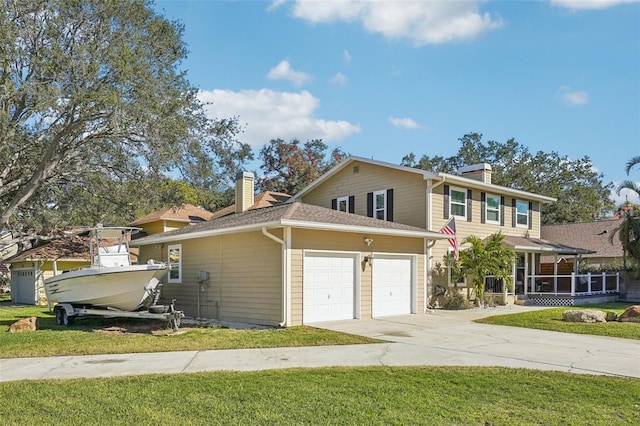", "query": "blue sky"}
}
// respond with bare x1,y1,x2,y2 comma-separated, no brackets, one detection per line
153,0,640,206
